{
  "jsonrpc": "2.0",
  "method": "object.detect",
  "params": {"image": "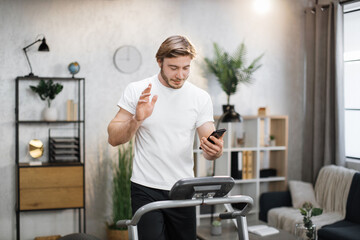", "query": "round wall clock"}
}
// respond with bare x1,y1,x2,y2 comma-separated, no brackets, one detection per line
113,45,142,73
